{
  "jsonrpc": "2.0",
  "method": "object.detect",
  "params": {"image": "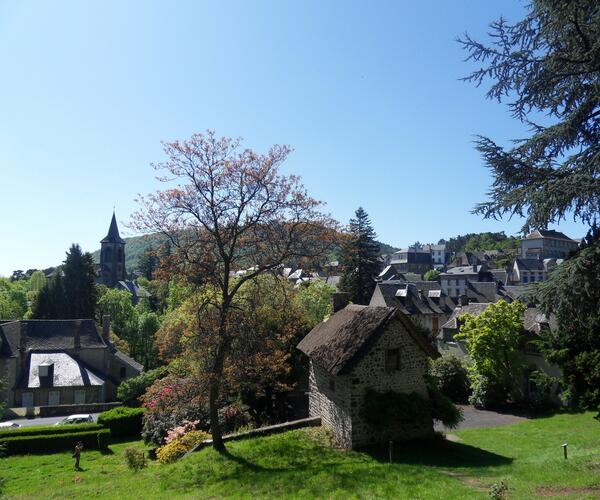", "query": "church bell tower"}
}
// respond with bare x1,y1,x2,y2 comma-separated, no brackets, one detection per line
100,212,126,287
